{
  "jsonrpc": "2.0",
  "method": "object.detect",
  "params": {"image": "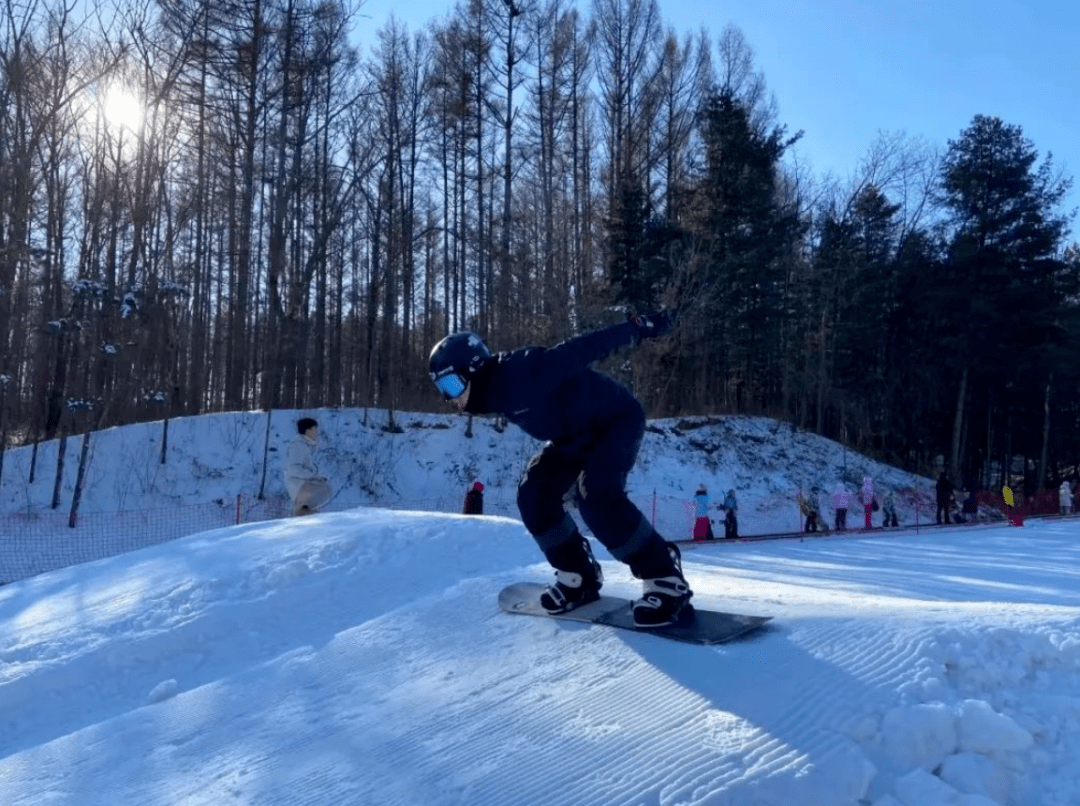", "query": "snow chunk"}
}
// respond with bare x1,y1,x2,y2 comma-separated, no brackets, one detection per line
882,702,957,771
894,768,960,805
710,740,876,805
147,679,179,704
808,740,877,803
956,699,1033,753
957,796,1002,806
893,768,1001,806
940,752,1010,802
872,795,905,806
